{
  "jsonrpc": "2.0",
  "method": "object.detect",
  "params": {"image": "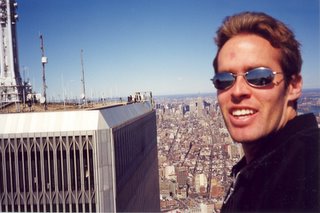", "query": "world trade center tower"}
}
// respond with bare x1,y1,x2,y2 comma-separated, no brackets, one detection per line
0,101,160,212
